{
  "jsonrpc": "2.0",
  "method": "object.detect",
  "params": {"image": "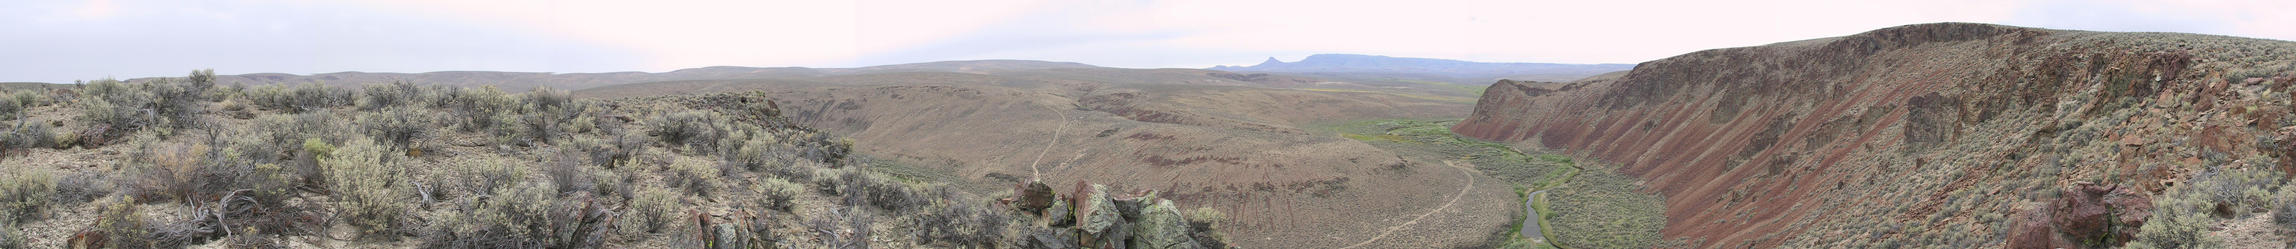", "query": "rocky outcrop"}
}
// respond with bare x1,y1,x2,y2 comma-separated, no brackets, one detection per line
1016,181,1217,249
1454,22,2296,247
2010,183,2151,248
